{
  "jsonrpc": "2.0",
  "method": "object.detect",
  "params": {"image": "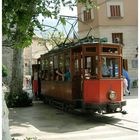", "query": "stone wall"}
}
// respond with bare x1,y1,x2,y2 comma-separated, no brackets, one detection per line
2,46,13,85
